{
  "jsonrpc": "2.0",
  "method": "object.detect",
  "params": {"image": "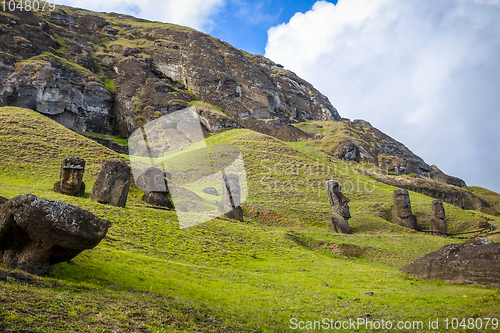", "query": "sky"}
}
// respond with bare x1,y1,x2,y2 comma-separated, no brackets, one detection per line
57,0,500,194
